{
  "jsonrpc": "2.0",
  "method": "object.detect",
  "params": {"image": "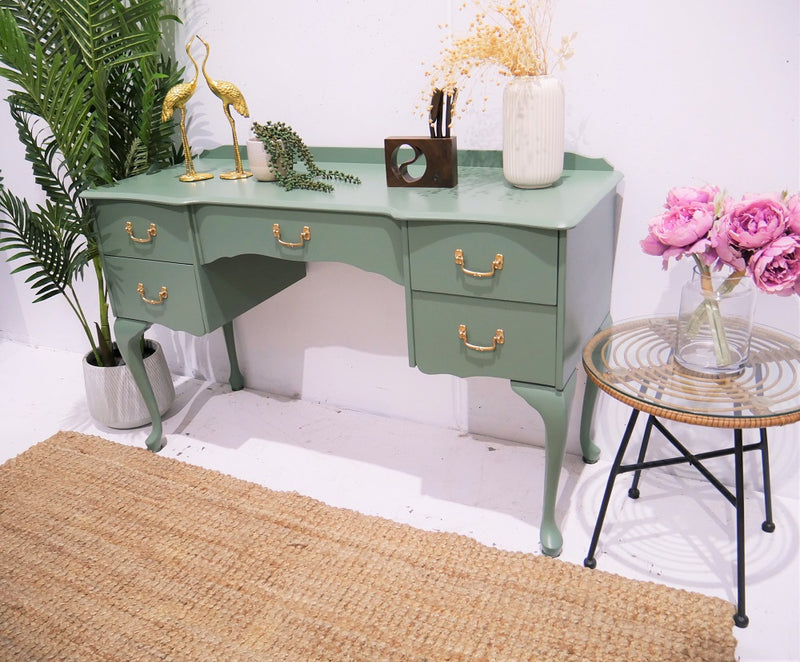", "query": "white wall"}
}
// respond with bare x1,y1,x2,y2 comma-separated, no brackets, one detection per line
2,2,799,469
